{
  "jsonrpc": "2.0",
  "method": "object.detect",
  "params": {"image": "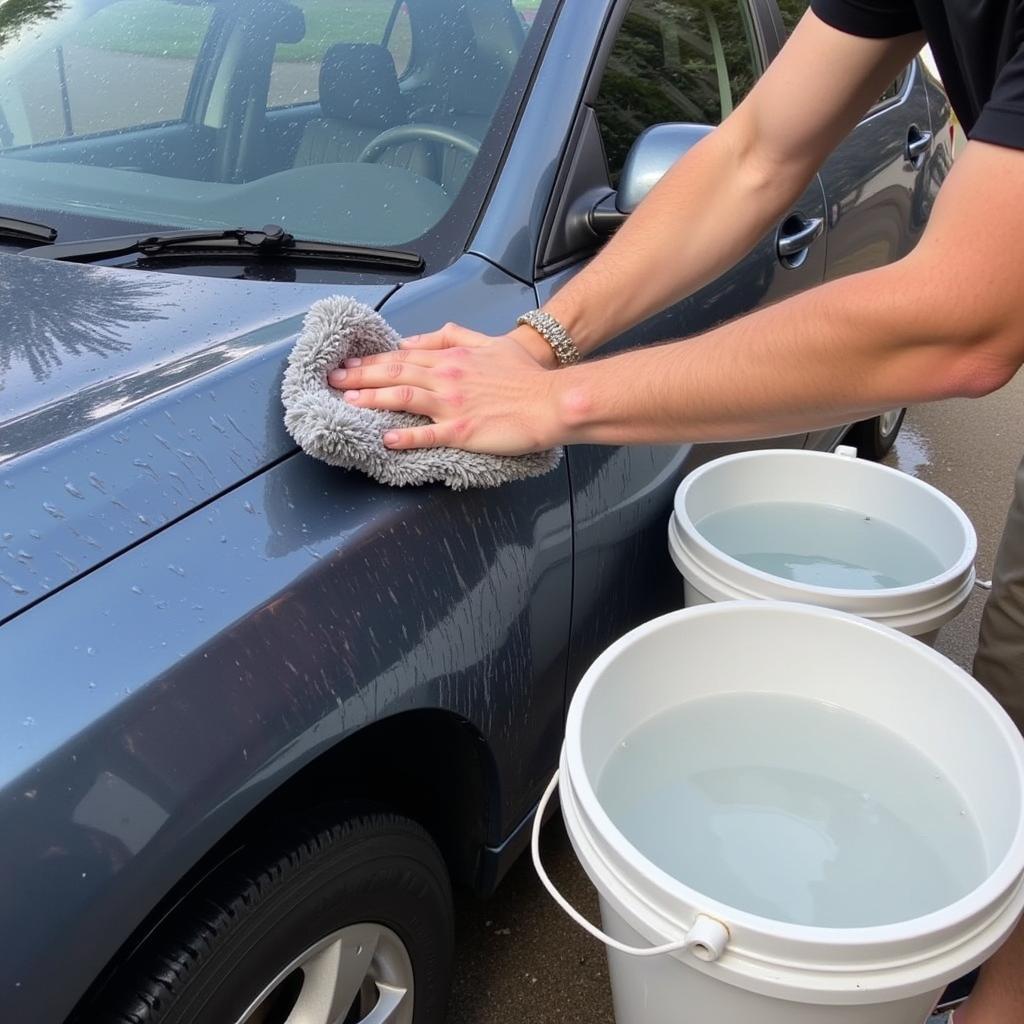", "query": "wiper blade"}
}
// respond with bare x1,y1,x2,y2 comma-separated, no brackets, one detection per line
0,216,58,246
24,224,424,271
